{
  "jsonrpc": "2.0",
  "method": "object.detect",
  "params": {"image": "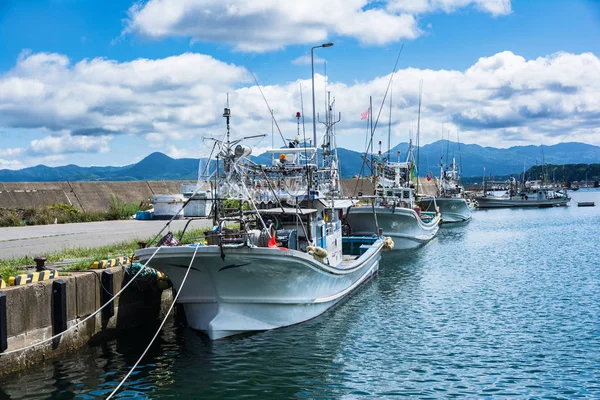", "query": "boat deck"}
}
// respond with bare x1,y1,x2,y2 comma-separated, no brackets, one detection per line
342,254,360,266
